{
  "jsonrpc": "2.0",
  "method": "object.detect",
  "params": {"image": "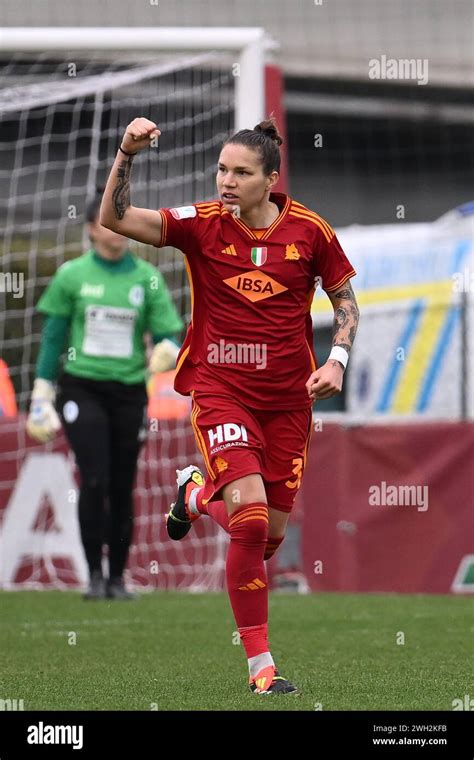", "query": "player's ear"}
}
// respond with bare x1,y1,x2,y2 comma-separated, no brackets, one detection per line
266,170,279,191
